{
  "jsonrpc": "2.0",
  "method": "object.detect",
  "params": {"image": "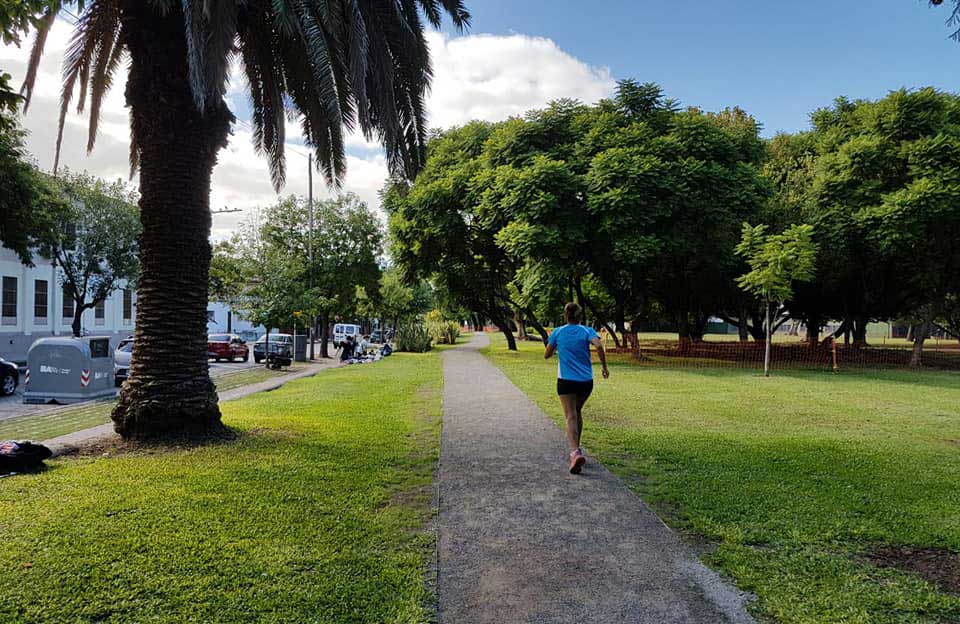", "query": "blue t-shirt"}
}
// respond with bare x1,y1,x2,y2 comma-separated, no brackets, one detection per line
548,324,599,381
